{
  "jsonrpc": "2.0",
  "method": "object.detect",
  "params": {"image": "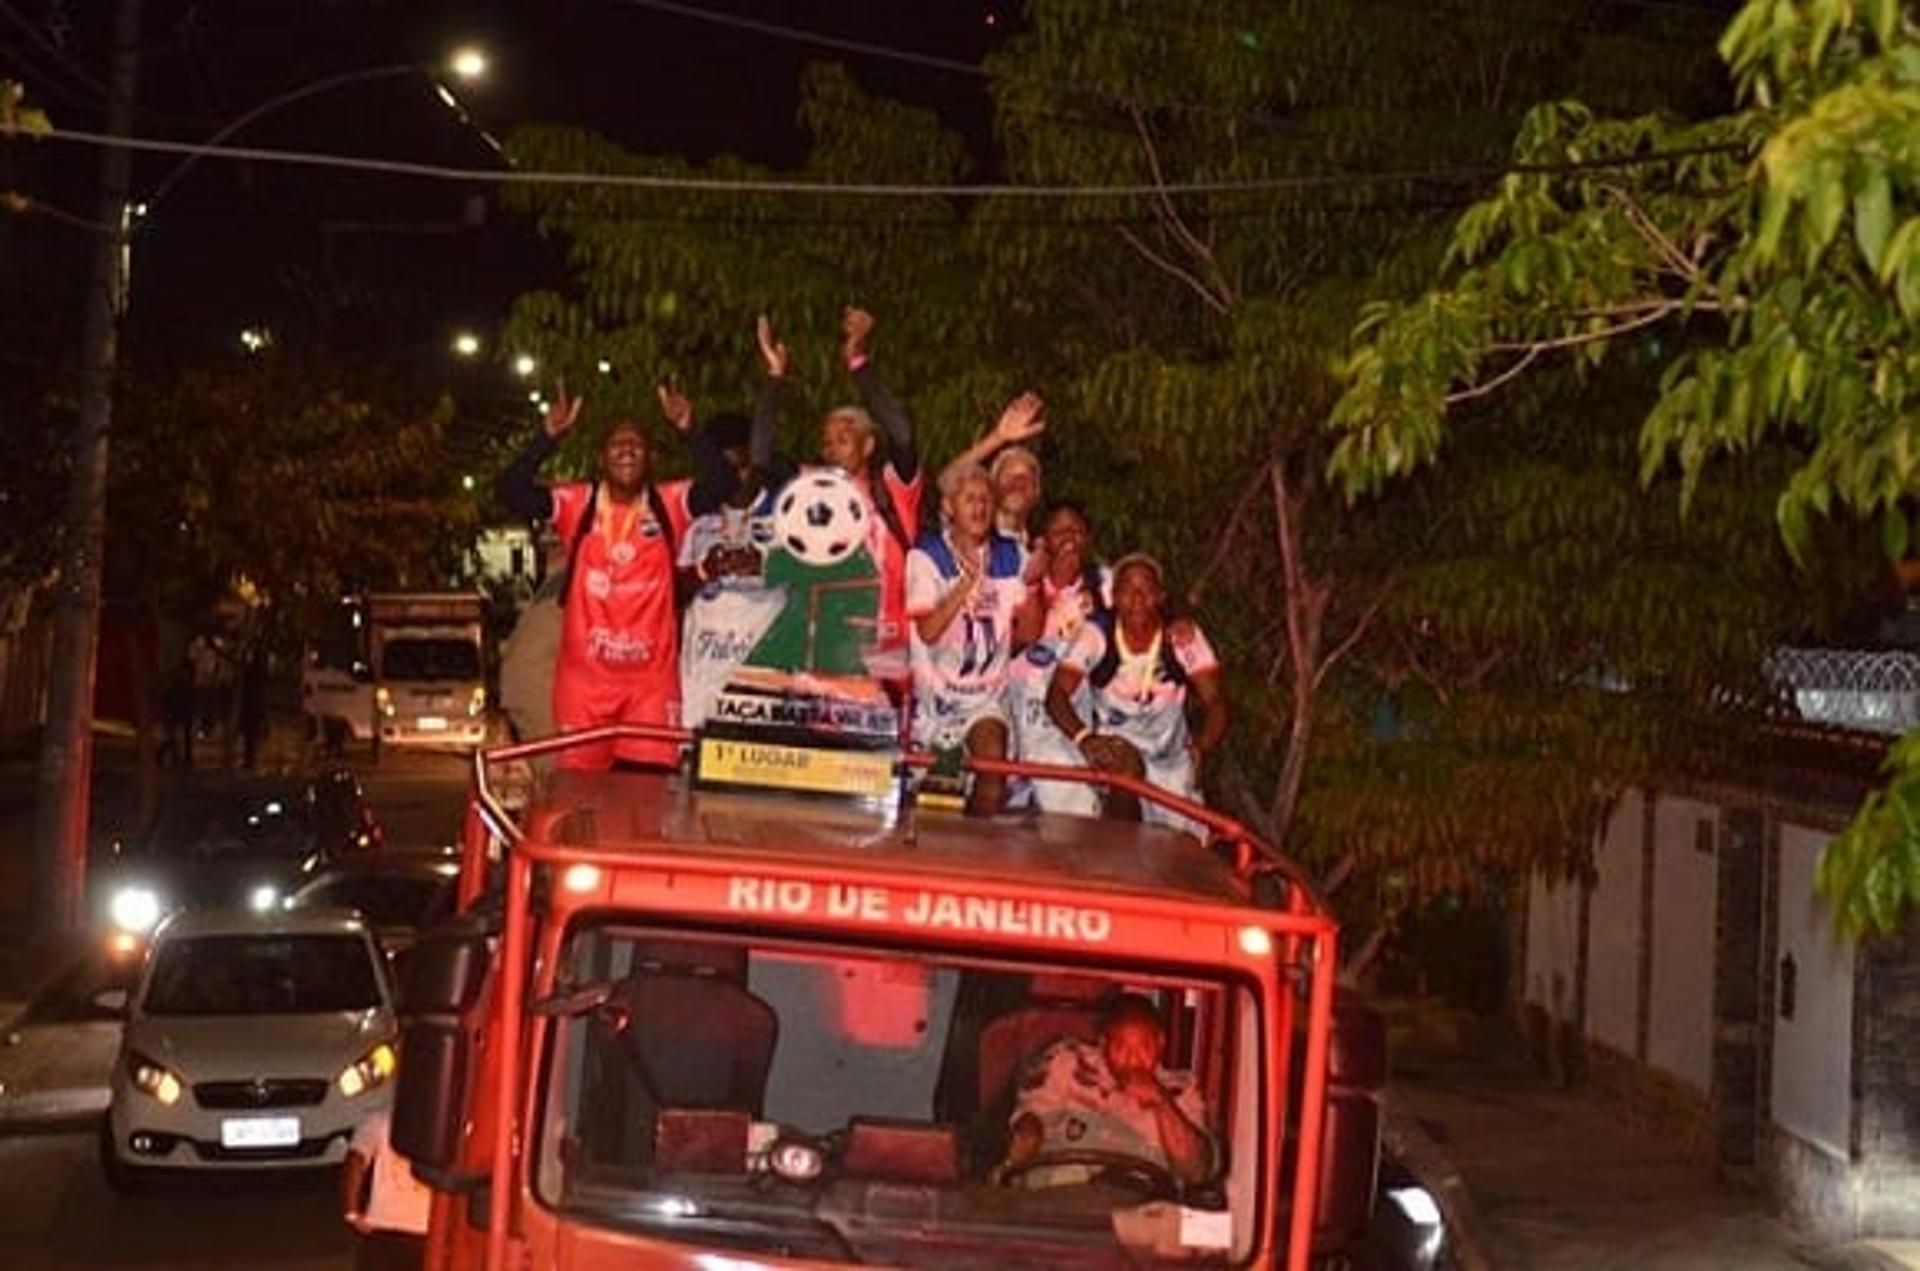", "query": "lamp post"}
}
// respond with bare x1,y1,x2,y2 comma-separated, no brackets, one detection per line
145,49,490,212
31,0,144,940
30,37,492,938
